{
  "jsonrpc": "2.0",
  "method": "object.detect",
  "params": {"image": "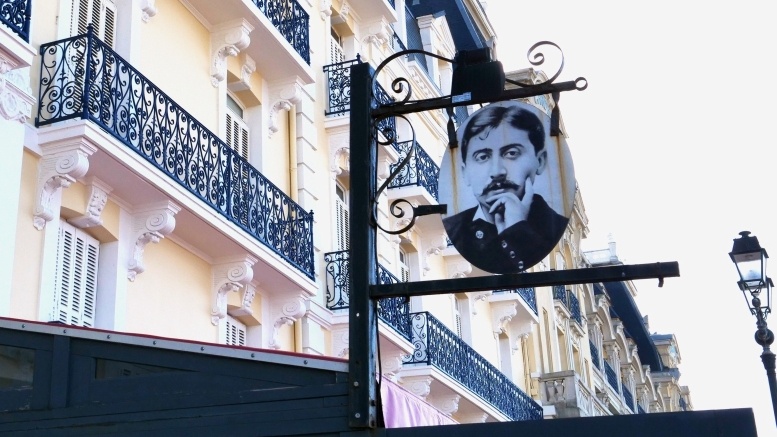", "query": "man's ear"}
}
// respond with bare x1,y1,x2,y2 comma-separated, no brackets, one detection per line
536,150,548,174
